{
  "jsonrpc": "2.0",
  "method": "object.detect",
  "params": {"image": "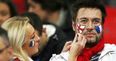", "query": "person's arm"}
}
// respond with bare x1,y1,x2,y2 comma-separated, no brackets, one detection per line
49,51,69,61
50,33,87,61
49,41,72,61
